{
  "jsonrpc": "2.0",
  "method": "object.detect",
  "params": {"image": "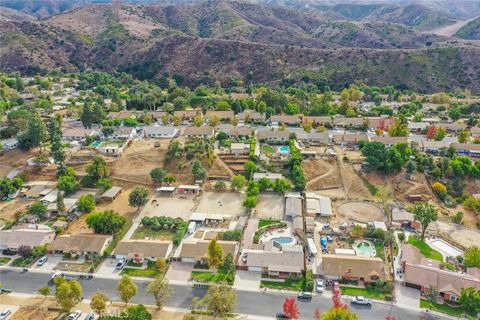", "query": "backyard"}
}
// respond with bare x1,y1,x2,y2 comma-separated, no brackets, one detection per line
132,227,175,241
258,219,280,228
408,236,443,262
374,241,385,261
